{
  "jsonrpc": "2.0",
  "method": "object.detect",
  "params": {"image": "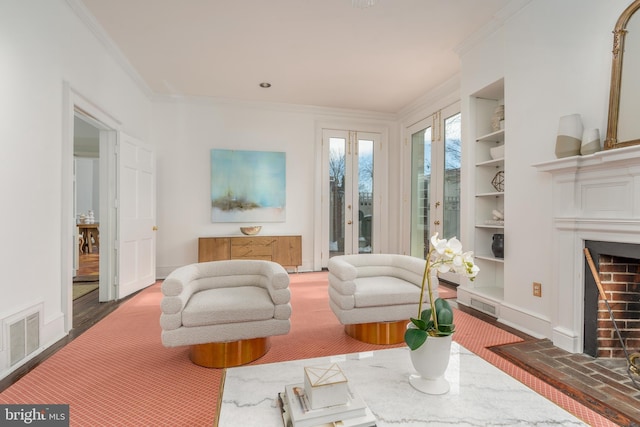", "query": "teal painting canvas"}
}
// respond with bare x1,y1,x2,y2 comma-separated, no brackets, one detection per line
210,149,286,222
